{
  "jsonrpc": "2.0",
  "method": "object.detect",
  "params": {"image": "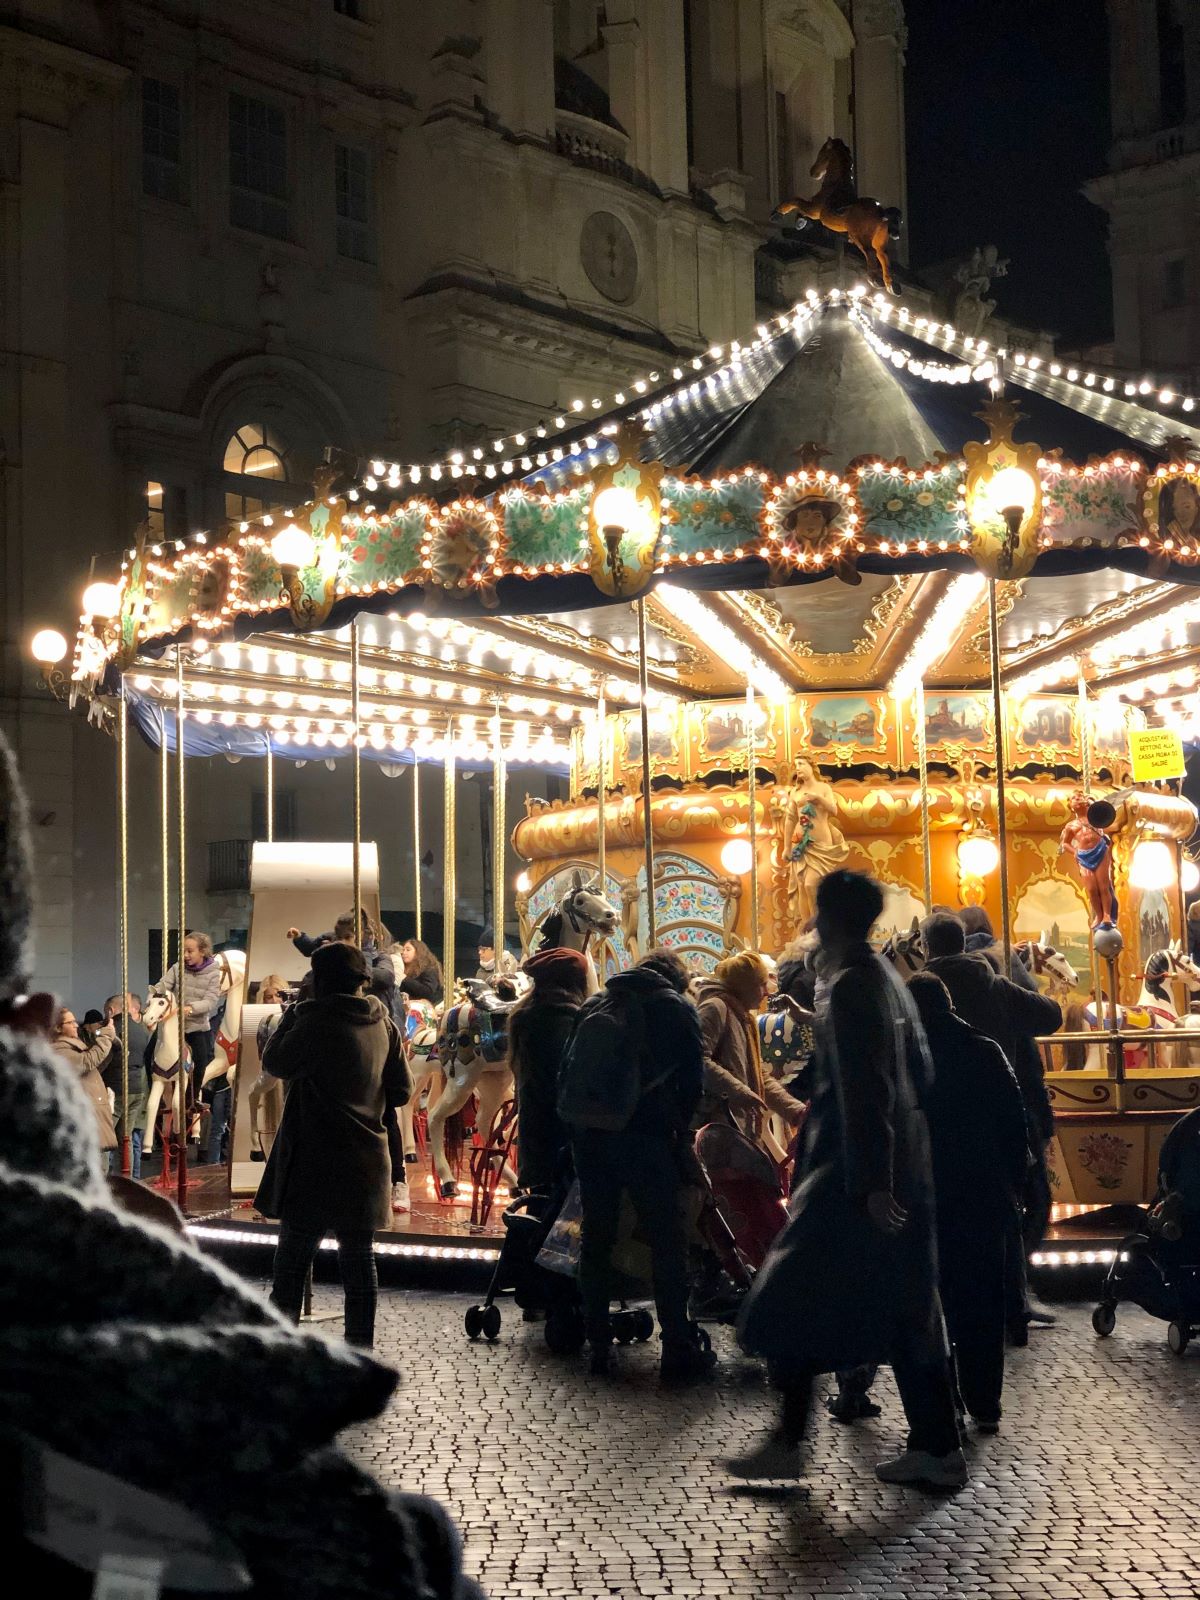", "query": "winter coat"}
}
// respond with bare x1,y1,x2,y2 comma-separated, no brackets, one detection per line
921,1008,1030,1225
924,952,1060,1144
476,950,519,984
695,980,804,1137
255,994,412,1233
151,958,223,1032
100,1017,151,1123
964,930,1037,991
55,1030,118,1151
738,945,945,1375
508,988,581,1188
568,968,704,1139
399,967,442,1004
